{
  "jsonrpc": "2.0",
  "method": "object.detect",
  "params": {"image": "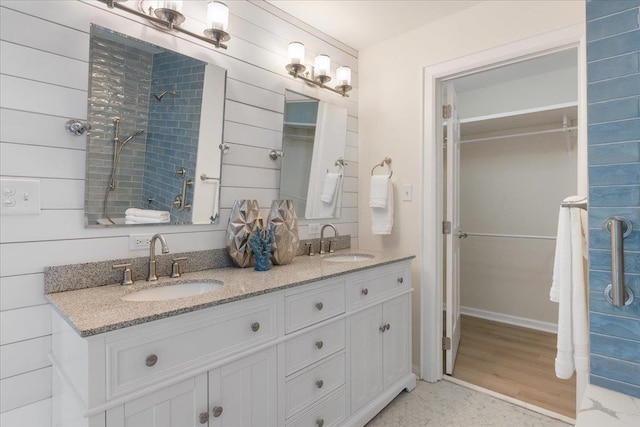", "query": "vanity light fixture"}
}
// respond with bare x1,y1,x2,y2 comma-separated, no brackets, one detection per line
99,0,231,49
285,42,352,97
